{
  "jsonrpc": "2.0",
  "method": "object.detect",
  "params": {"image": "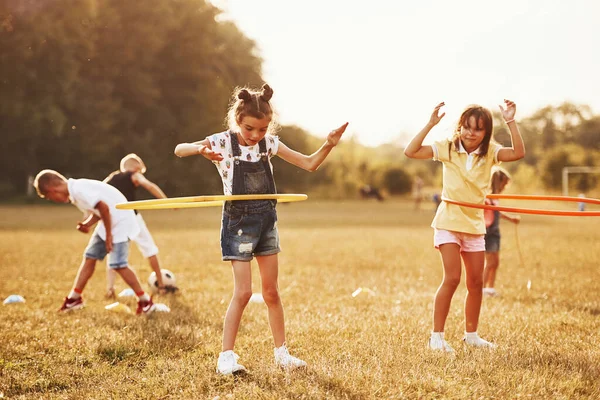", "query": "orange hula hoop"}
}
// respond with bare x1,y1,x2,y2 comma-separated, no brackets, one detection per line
442,194,600,216
488,194,600,205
